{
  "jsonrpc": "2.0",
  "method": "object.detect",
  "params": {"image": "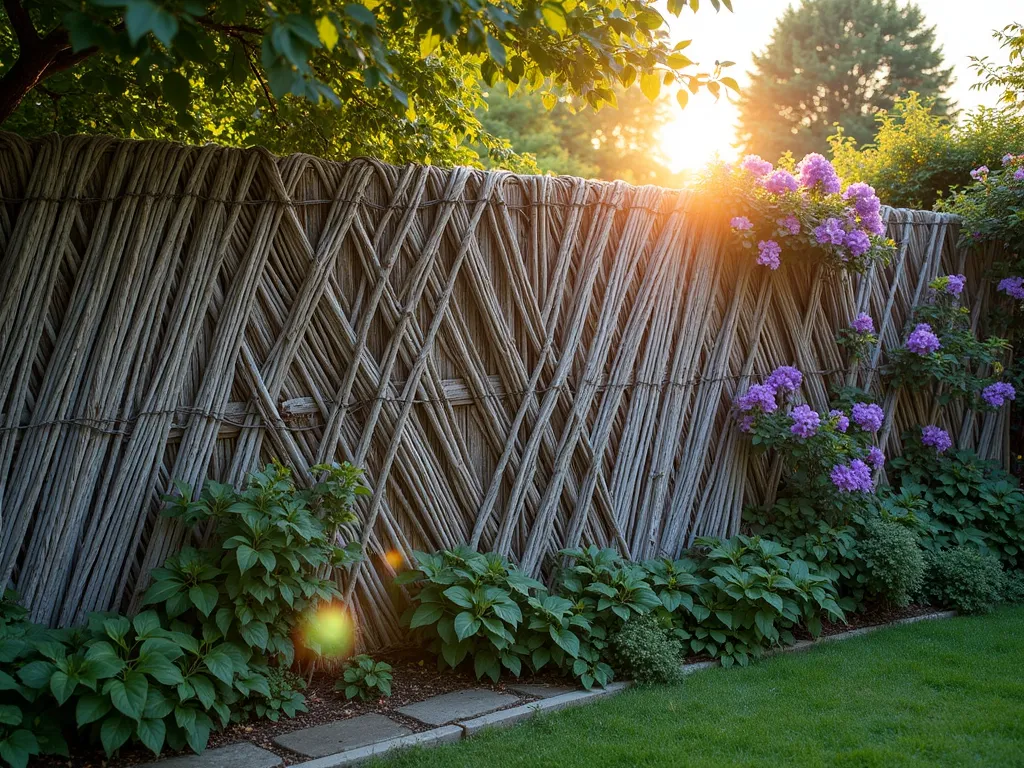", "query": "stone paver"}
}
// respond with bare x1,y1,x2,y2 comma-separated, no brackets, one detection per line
396,689,520,726
291,727,463,768
274,714,411,758
507,683,576,699
135,742,282,768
